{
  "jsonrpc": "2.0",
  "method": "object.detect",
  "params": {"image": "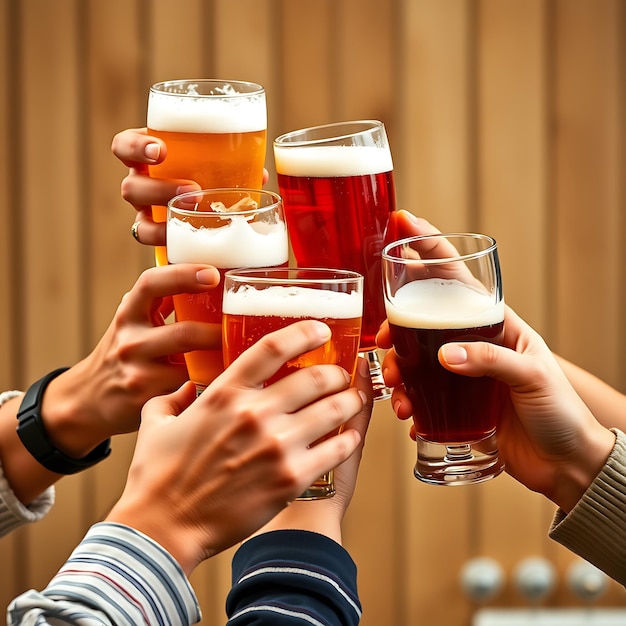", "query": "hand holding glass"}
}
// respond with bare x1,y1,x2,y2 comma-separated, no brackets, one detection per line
382,233,506,486
167,189,288,394
222,268,364,499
